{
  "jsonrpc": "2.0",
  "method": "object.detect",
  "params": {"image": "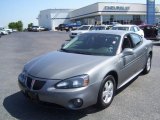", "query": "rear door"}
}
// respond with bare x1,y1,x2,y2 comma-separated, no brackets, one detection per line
134,26,144,37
